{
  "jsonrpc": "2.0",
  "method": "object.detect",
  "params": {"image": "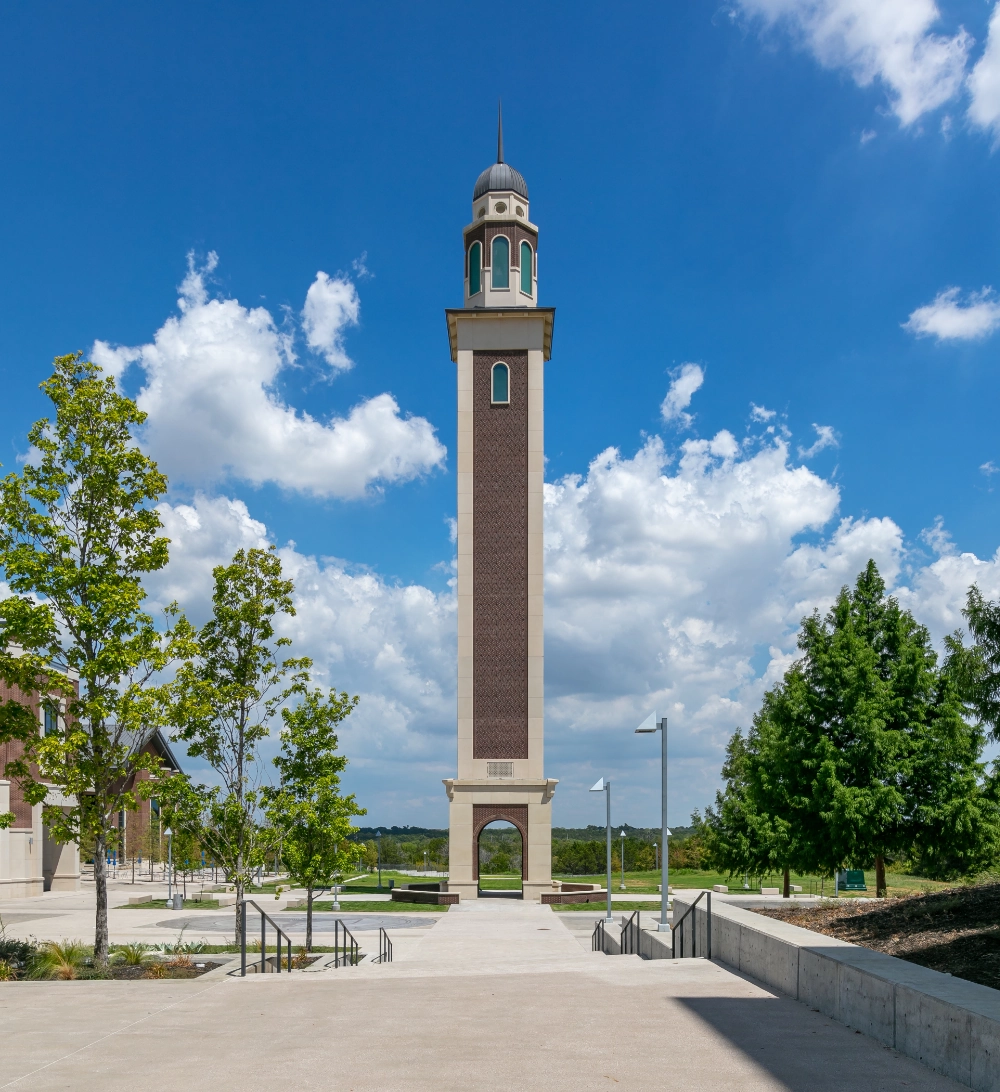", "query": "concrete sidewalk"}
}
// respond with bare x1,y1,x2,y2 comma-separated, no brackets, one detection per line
0,898,968,1092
